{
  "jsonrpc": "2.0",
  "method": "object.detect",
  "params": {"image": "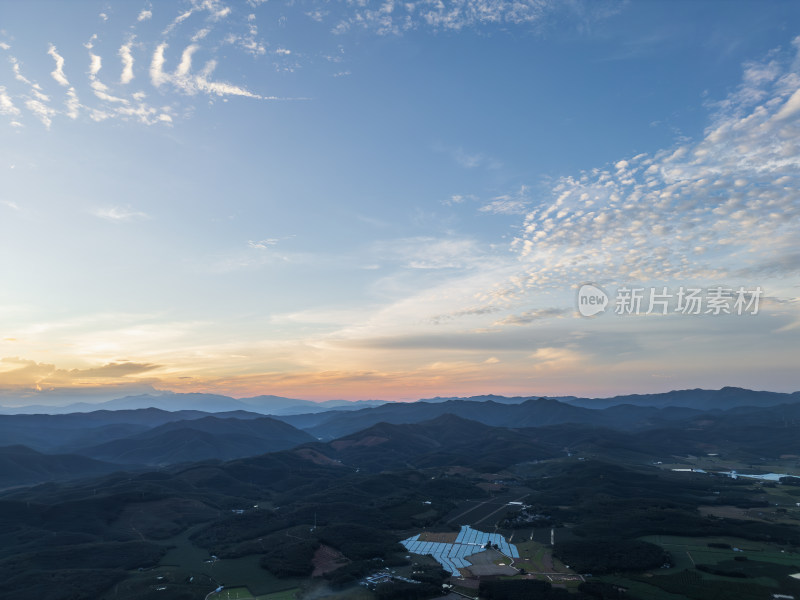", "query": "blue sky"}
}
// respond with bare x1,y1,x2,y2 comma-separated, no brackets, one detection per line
1,0,799,404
